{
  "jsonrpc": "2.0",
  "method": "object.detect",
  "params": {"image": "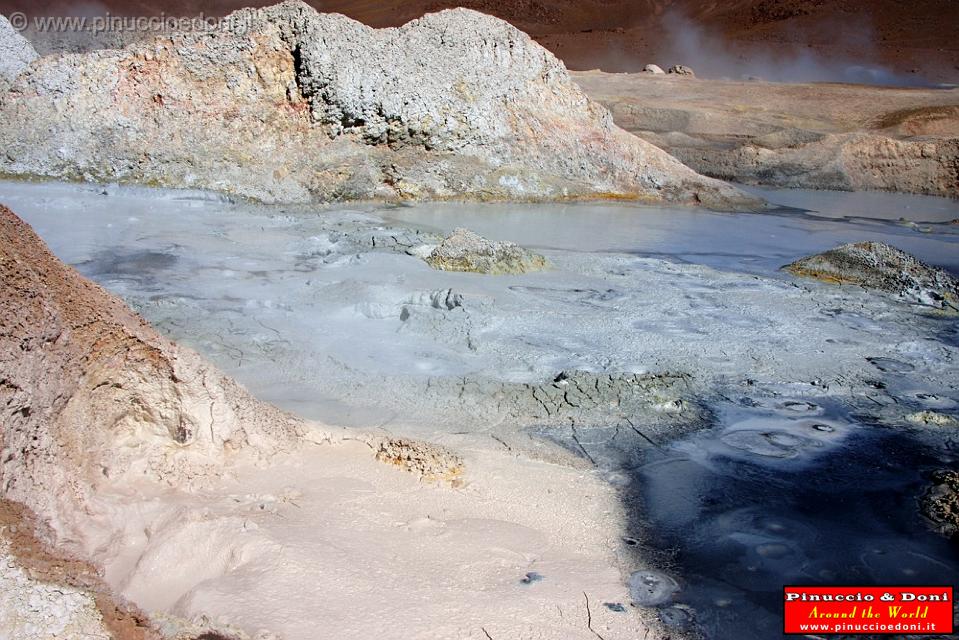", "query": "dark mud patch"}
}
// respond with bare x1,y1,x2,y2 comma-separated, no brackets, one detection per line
75,248,179,290
631,400,959,639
